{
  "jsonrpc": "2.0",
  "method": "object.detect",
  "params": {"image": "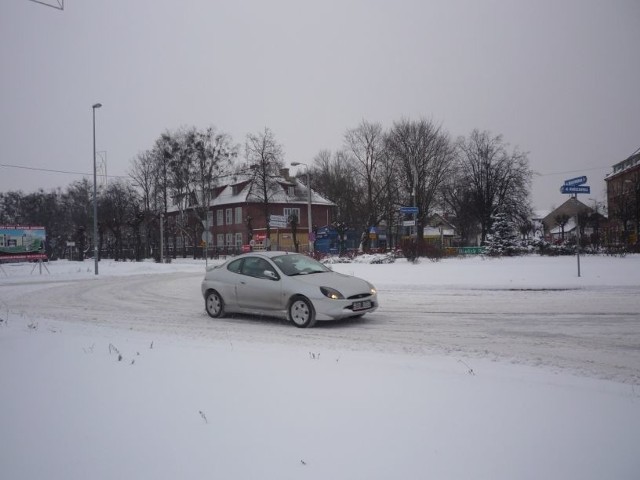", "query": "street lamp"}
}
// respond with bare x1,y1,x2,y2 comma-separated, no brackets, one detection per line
92,102,102,275
291,162,313,252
